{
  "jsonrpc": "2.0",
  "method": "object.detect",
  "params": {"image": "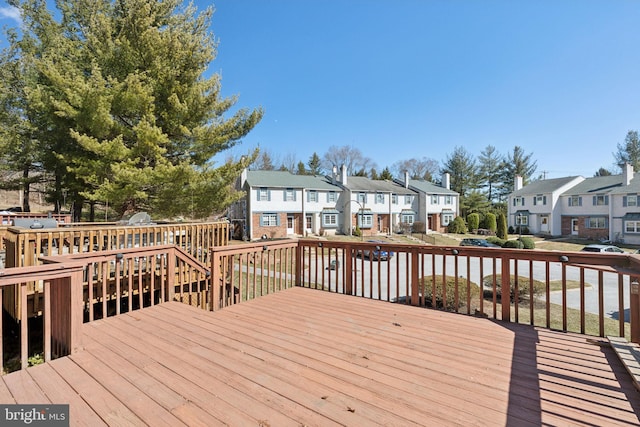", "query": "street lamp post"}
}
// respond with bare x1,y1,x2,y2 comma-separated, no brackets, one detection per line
351,199,365,241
